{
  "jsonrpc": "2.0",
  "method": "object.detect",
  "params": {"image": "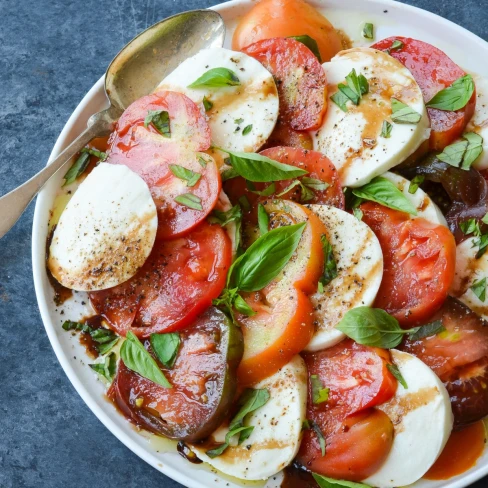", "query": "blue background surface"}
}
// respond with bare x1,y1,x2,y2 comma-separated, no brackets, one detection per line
0,0,487,486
